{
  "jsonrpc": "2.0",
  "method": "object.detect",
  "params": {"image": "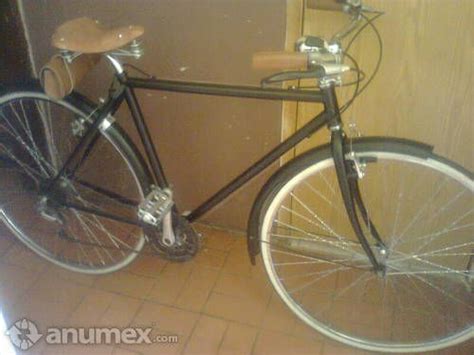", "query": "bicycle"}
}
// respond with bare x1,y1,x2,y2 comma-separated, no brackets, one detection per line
0,0,472,352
